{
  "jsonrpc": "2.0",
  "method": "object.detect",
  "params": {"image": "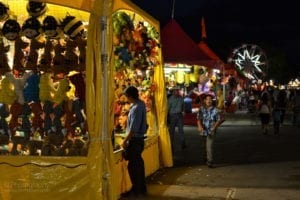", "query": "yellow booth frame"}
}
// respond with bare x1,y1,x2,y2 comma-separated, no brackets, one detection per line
0,0,173,199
